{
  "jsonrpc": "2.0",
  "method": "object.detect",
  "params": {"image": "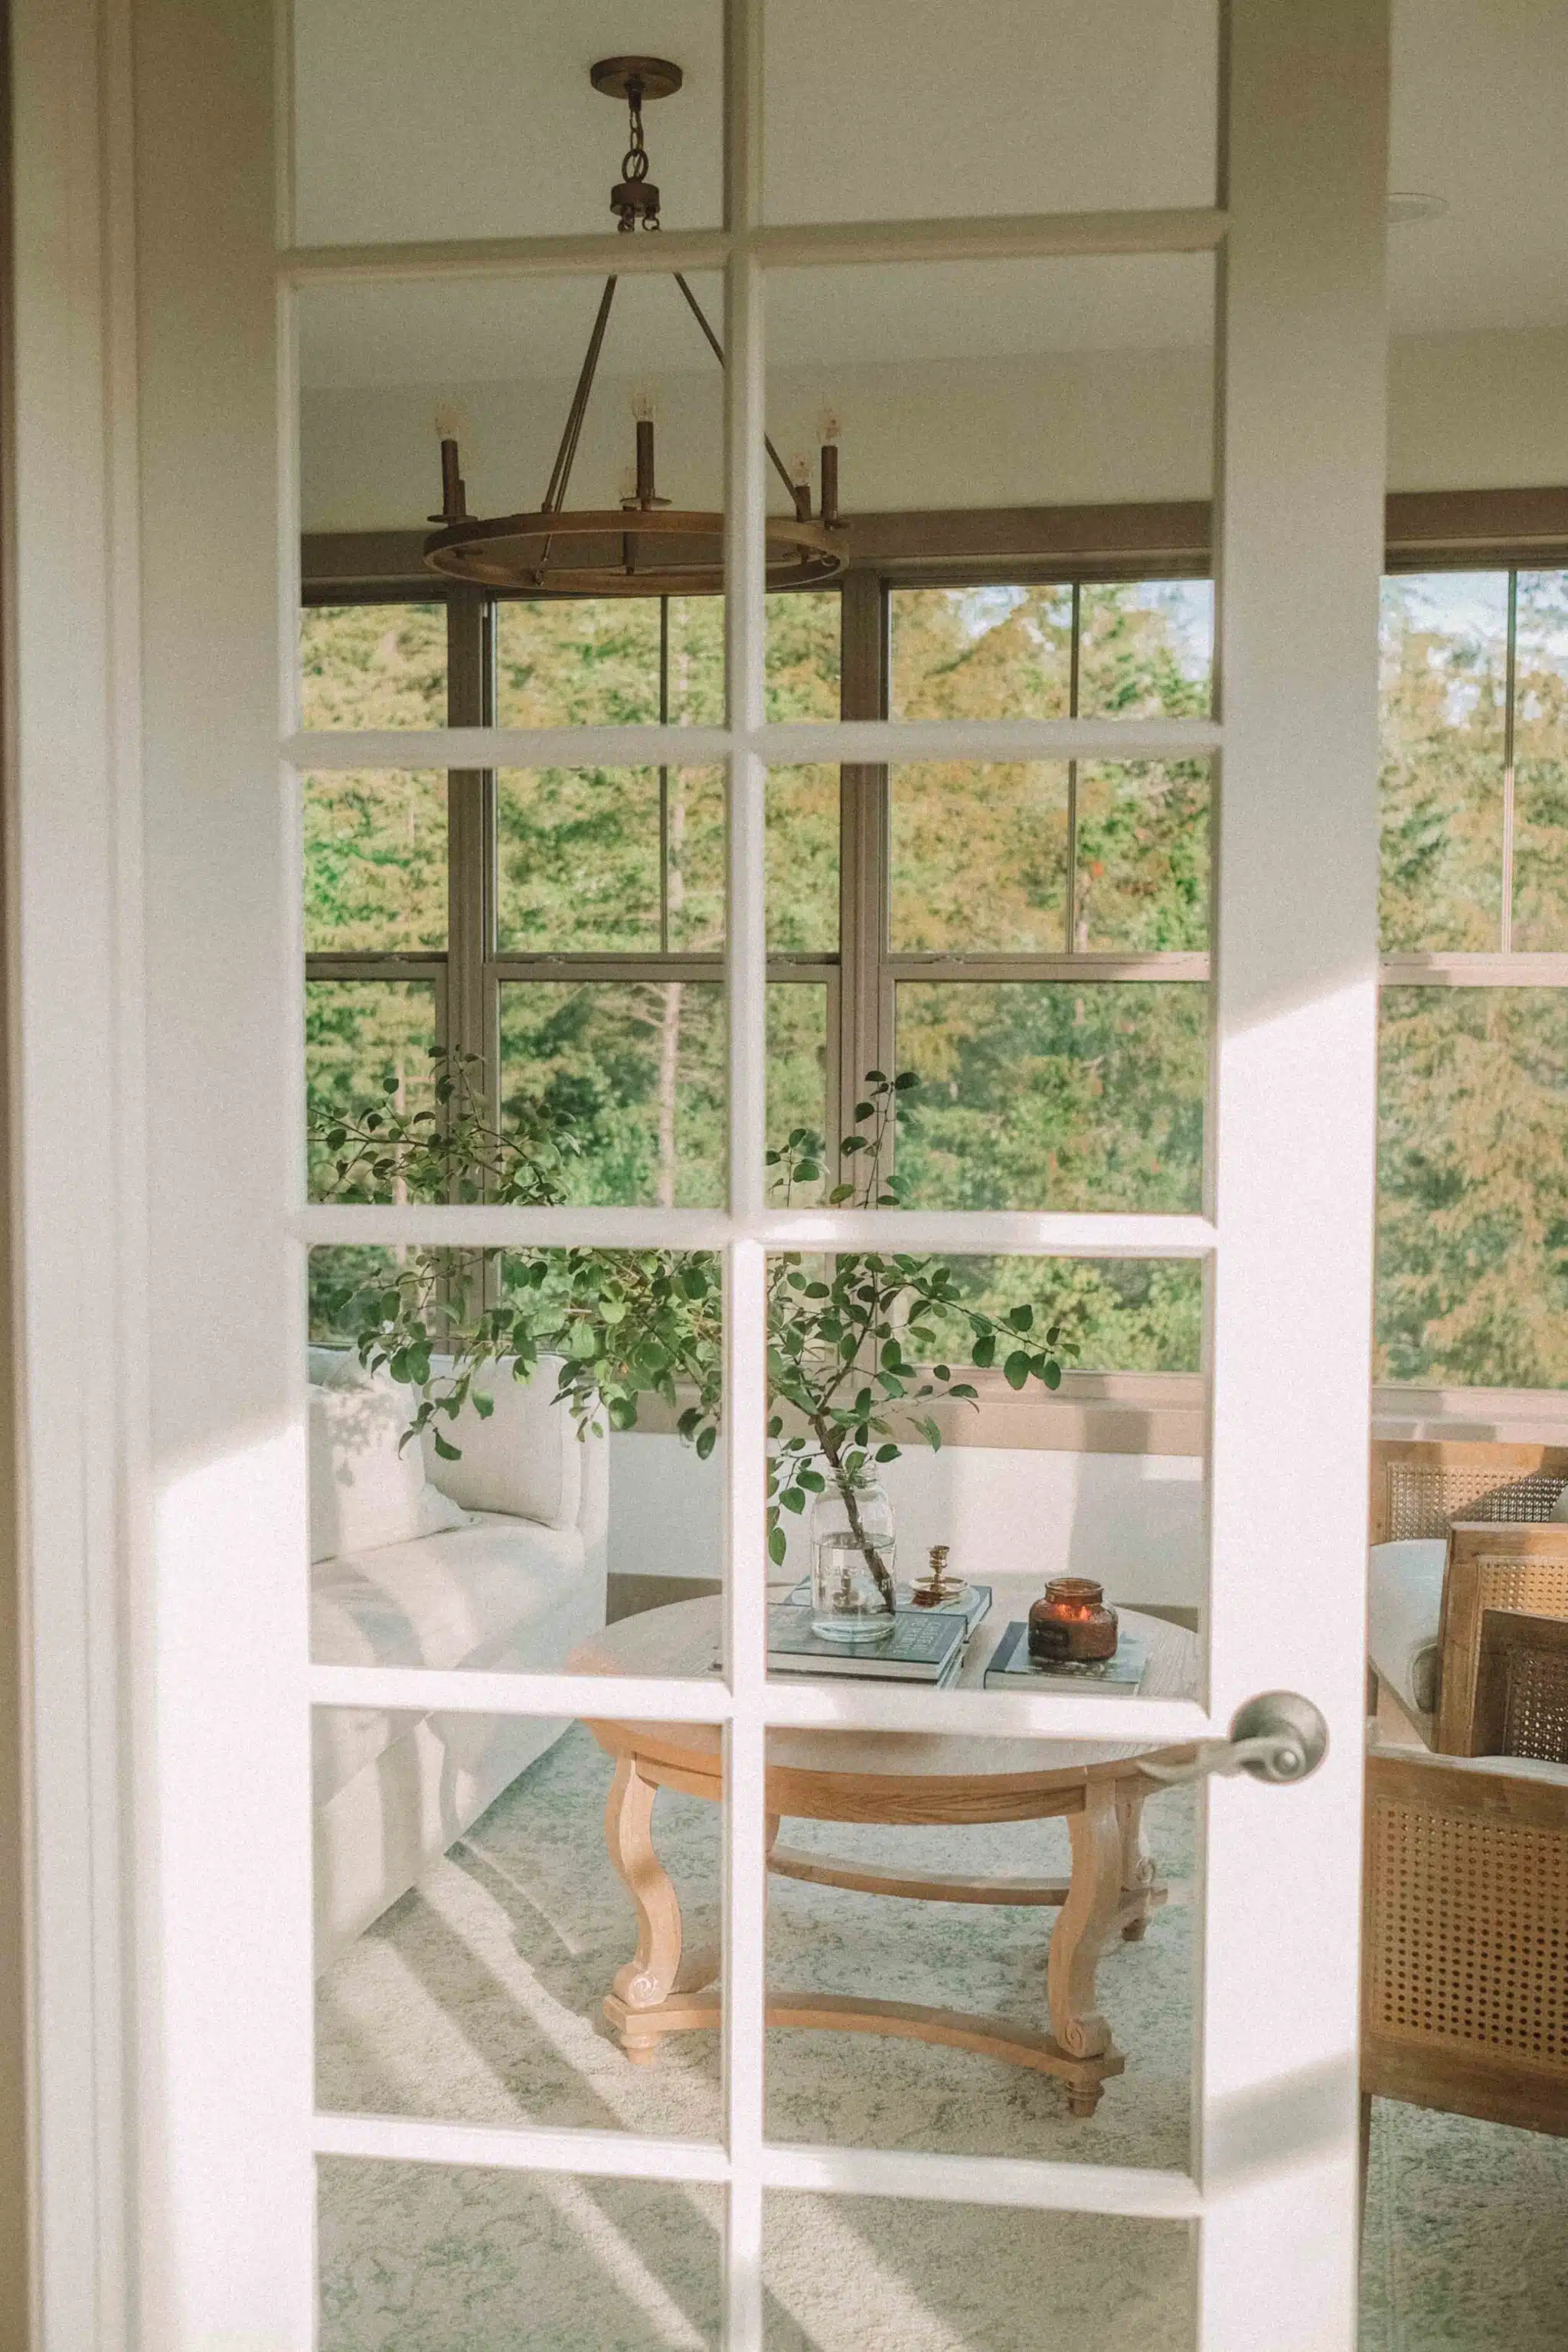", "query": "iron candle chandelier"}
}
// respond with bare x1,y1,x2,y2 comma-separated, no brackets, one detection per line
422,57,847,597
